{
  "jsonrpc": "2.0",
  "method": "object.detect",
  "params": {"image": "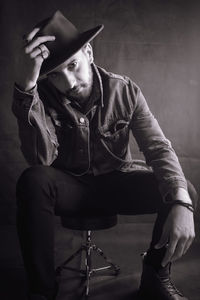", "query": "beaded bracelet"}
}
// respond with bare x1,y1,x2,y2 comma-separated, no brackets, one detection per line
170,200,194,213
